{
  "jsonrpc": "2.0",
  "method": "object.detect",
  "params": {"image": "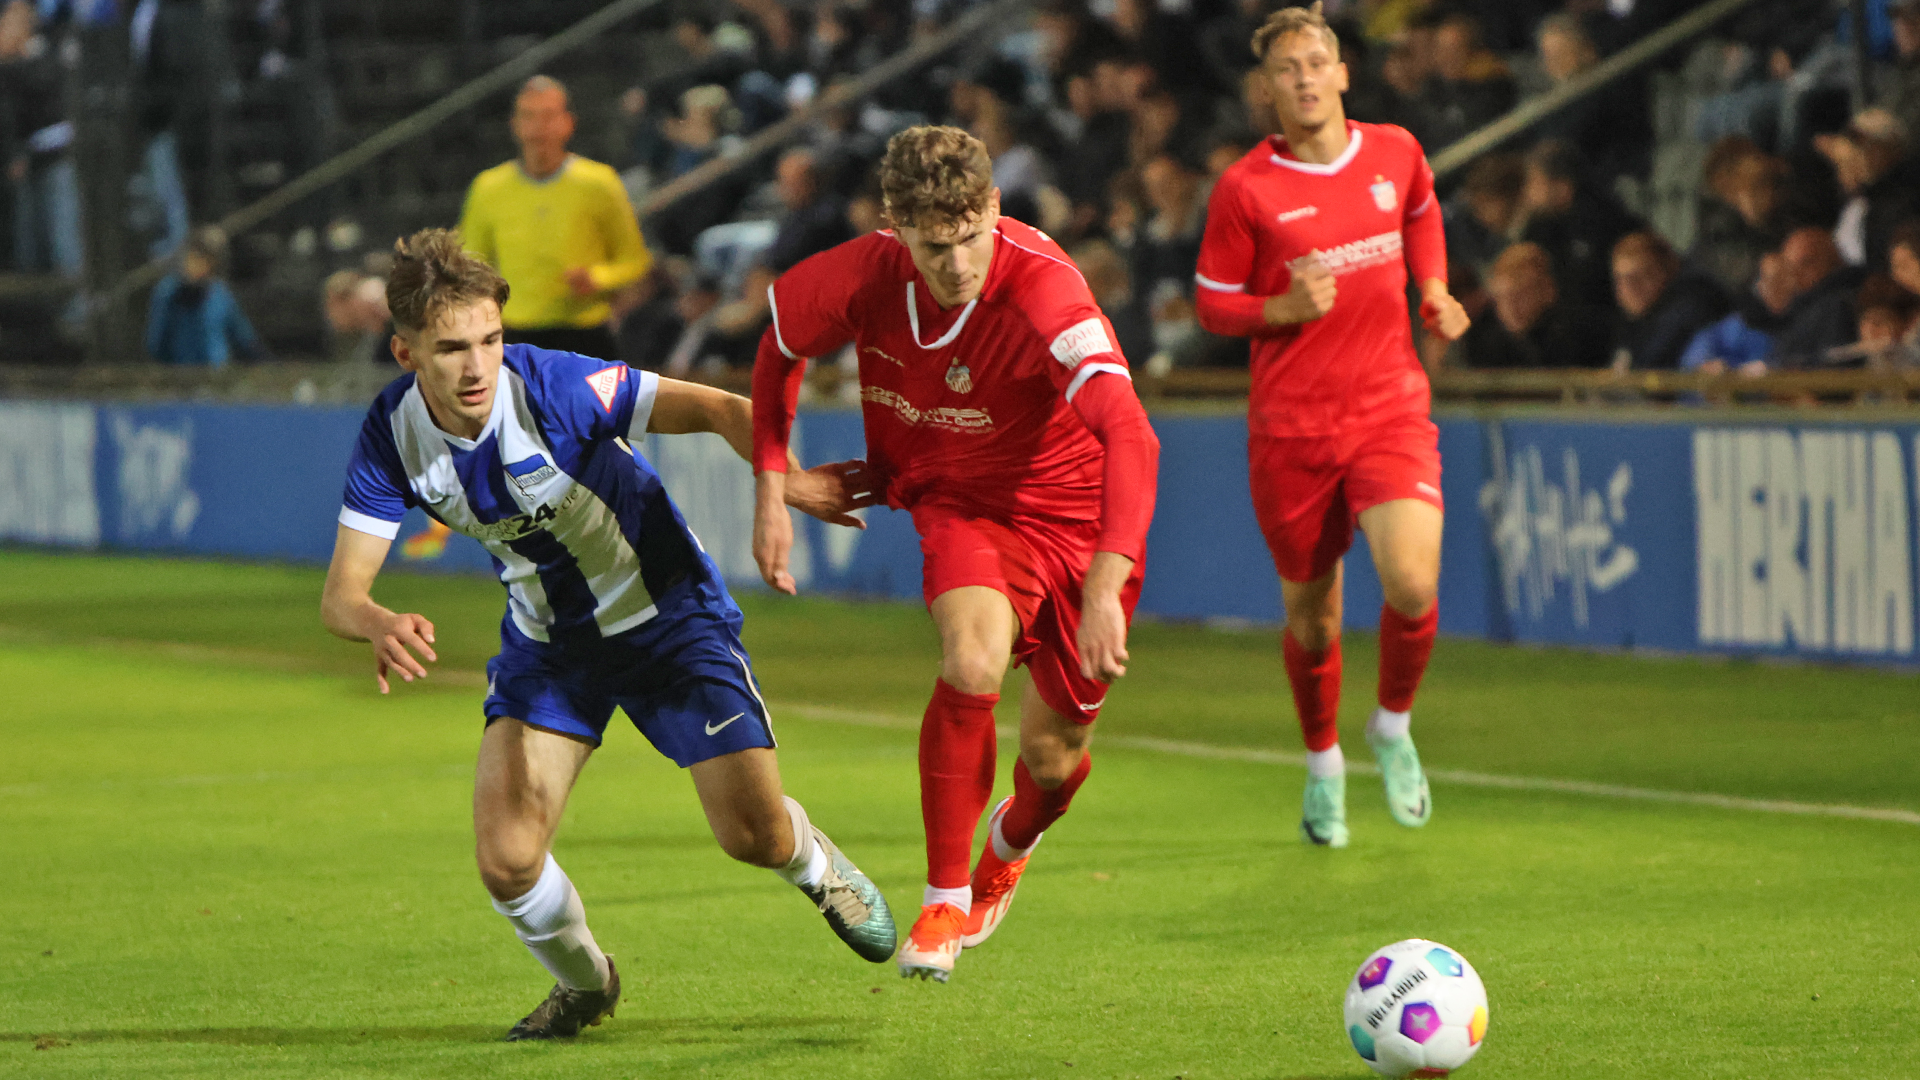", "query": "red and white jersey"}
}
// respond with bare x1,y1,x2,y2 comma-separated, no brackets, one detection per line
1195,121,1446,439
756,218,1130,524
